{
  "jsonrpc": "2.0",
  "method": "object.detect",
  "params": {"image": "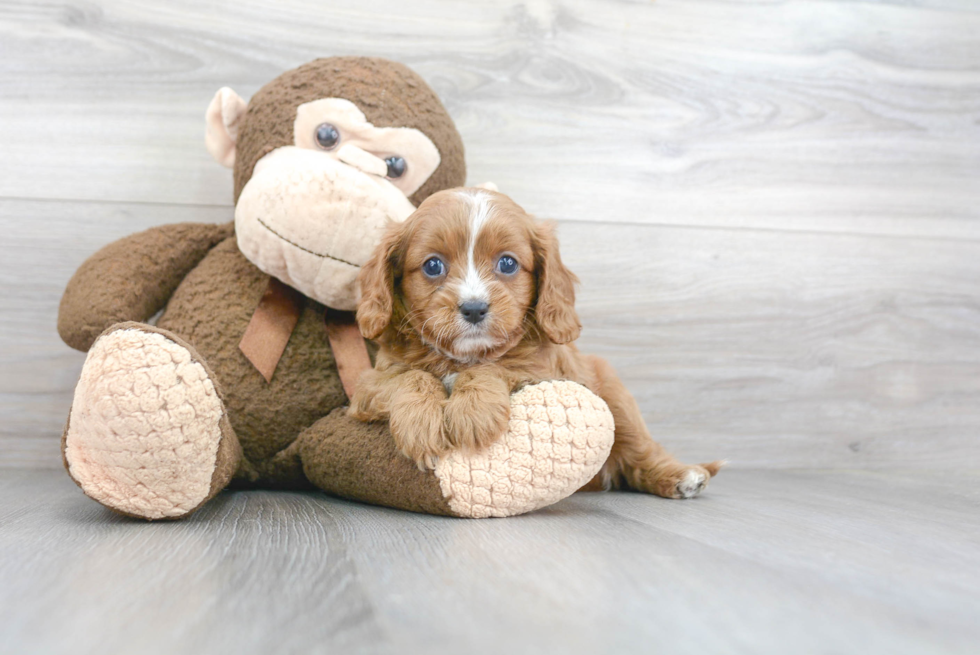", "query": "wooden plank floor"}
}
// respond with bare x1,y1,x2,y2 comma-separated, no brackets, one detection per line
1,2,979,653
1,469,978,655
